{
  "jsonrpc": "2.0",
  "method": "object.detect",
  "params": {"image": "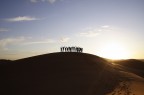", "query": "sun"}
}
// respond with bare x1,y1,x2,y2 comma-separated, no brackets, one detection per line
97,43,130,59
